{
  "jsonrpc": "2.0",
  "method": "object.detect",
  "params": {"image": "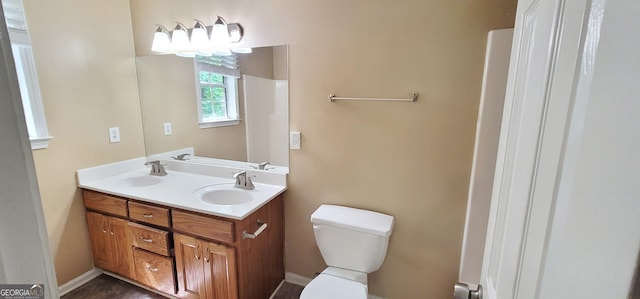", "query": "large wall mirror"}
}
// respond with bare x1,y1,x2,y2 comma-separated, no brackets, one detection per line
136,45,289,167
